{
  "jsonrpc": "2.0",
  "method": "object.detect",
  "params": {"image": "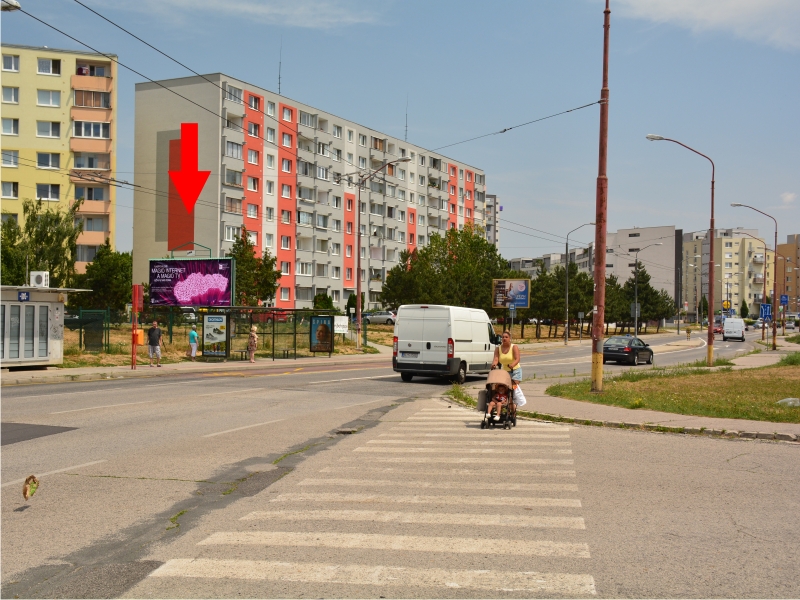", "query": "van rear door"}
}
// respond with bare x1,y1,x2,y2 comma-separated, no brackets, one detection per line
395,309,424,364
421,306,449,366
